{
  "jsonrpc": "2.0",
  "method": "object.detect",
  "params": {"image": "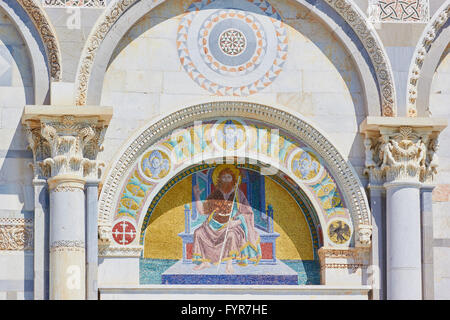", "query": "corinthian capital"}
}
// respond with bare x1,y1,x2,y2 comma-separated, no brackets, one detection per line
22,106,112,180
360,117,447,185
